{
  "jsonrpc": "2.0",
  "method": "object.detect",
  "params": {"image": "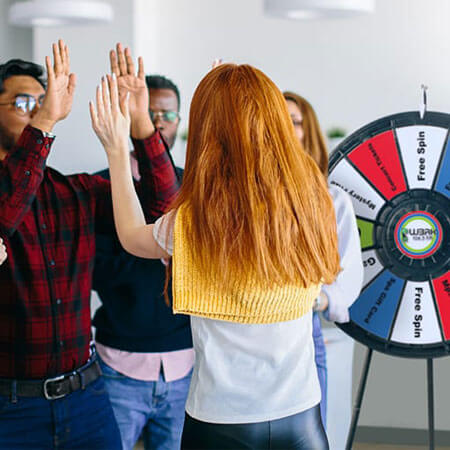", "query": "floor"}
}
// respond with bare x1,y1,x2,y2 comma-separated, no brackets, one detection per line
353,445,450,450
135,442,450,449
